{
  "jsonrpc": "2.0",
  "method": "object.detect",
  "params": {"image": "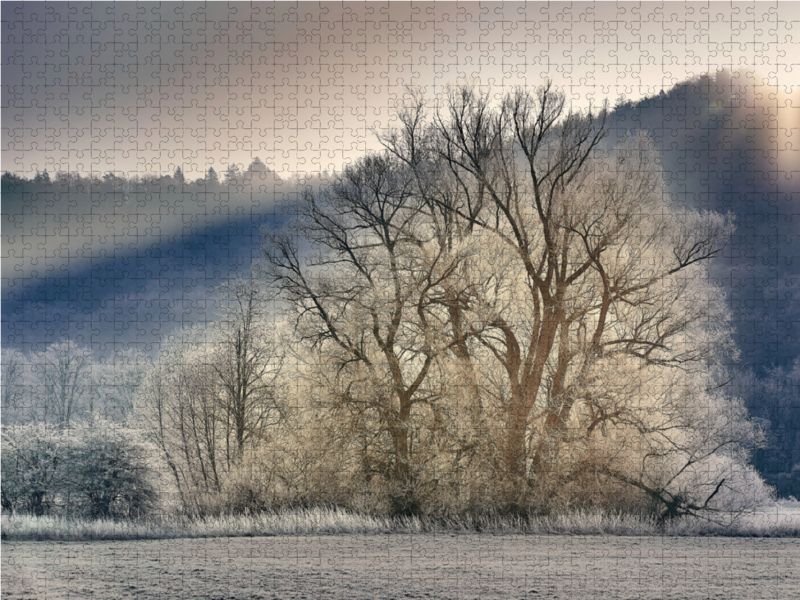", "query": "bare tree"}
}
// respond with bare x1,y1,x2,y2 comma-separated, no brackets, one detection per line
212,277,283,464
260,155,464,513
136,354,189,509
375,83,766,518
95,348,149,422
33,341,94,424
136,337,224,513
1,348,30,424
